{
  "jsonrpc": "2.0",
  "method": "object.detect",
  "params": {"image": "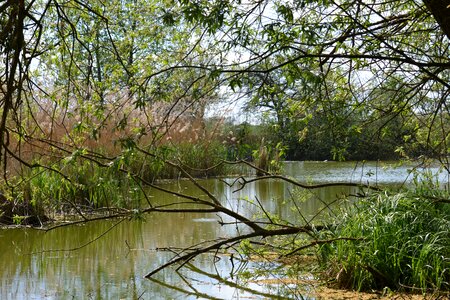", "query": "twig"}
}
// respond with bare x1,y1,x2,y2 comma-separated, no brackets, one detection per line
29,218,126,254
